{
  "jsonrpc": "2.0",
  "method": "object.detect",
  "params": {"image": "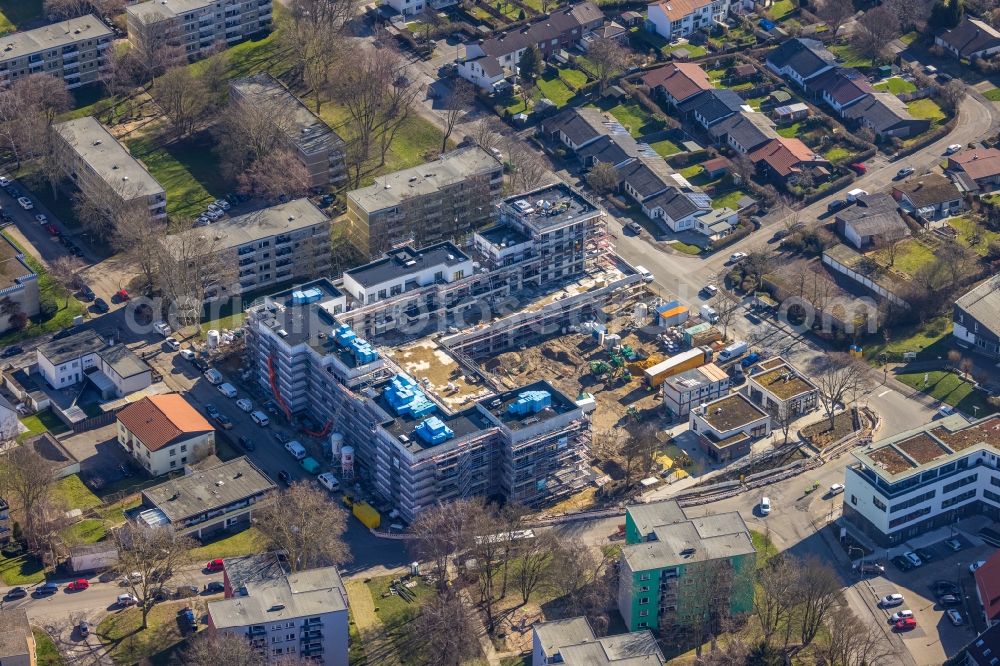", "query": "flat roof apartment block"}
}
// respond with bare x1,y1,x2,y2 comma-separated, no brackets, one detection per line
618,499,755,636
845,414,1000,546
0,14,112,89
127,0,272,62
532,616,665,665
689,392,771,462
0,234,39,334
53,116,166,220
162,198,332,299
346,146,503,258
229,73,345,188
